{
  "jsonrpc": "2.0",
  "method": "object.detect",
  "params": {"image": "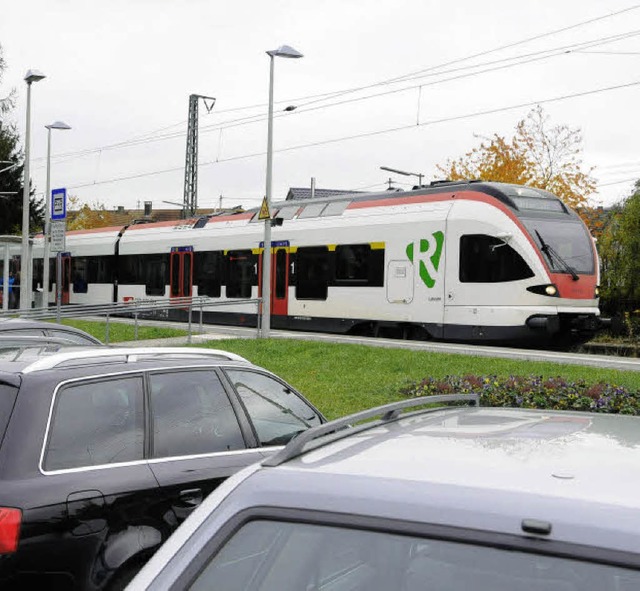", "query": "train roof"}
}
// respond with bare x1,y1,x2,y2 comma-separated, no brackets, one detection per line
62,181,580,244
